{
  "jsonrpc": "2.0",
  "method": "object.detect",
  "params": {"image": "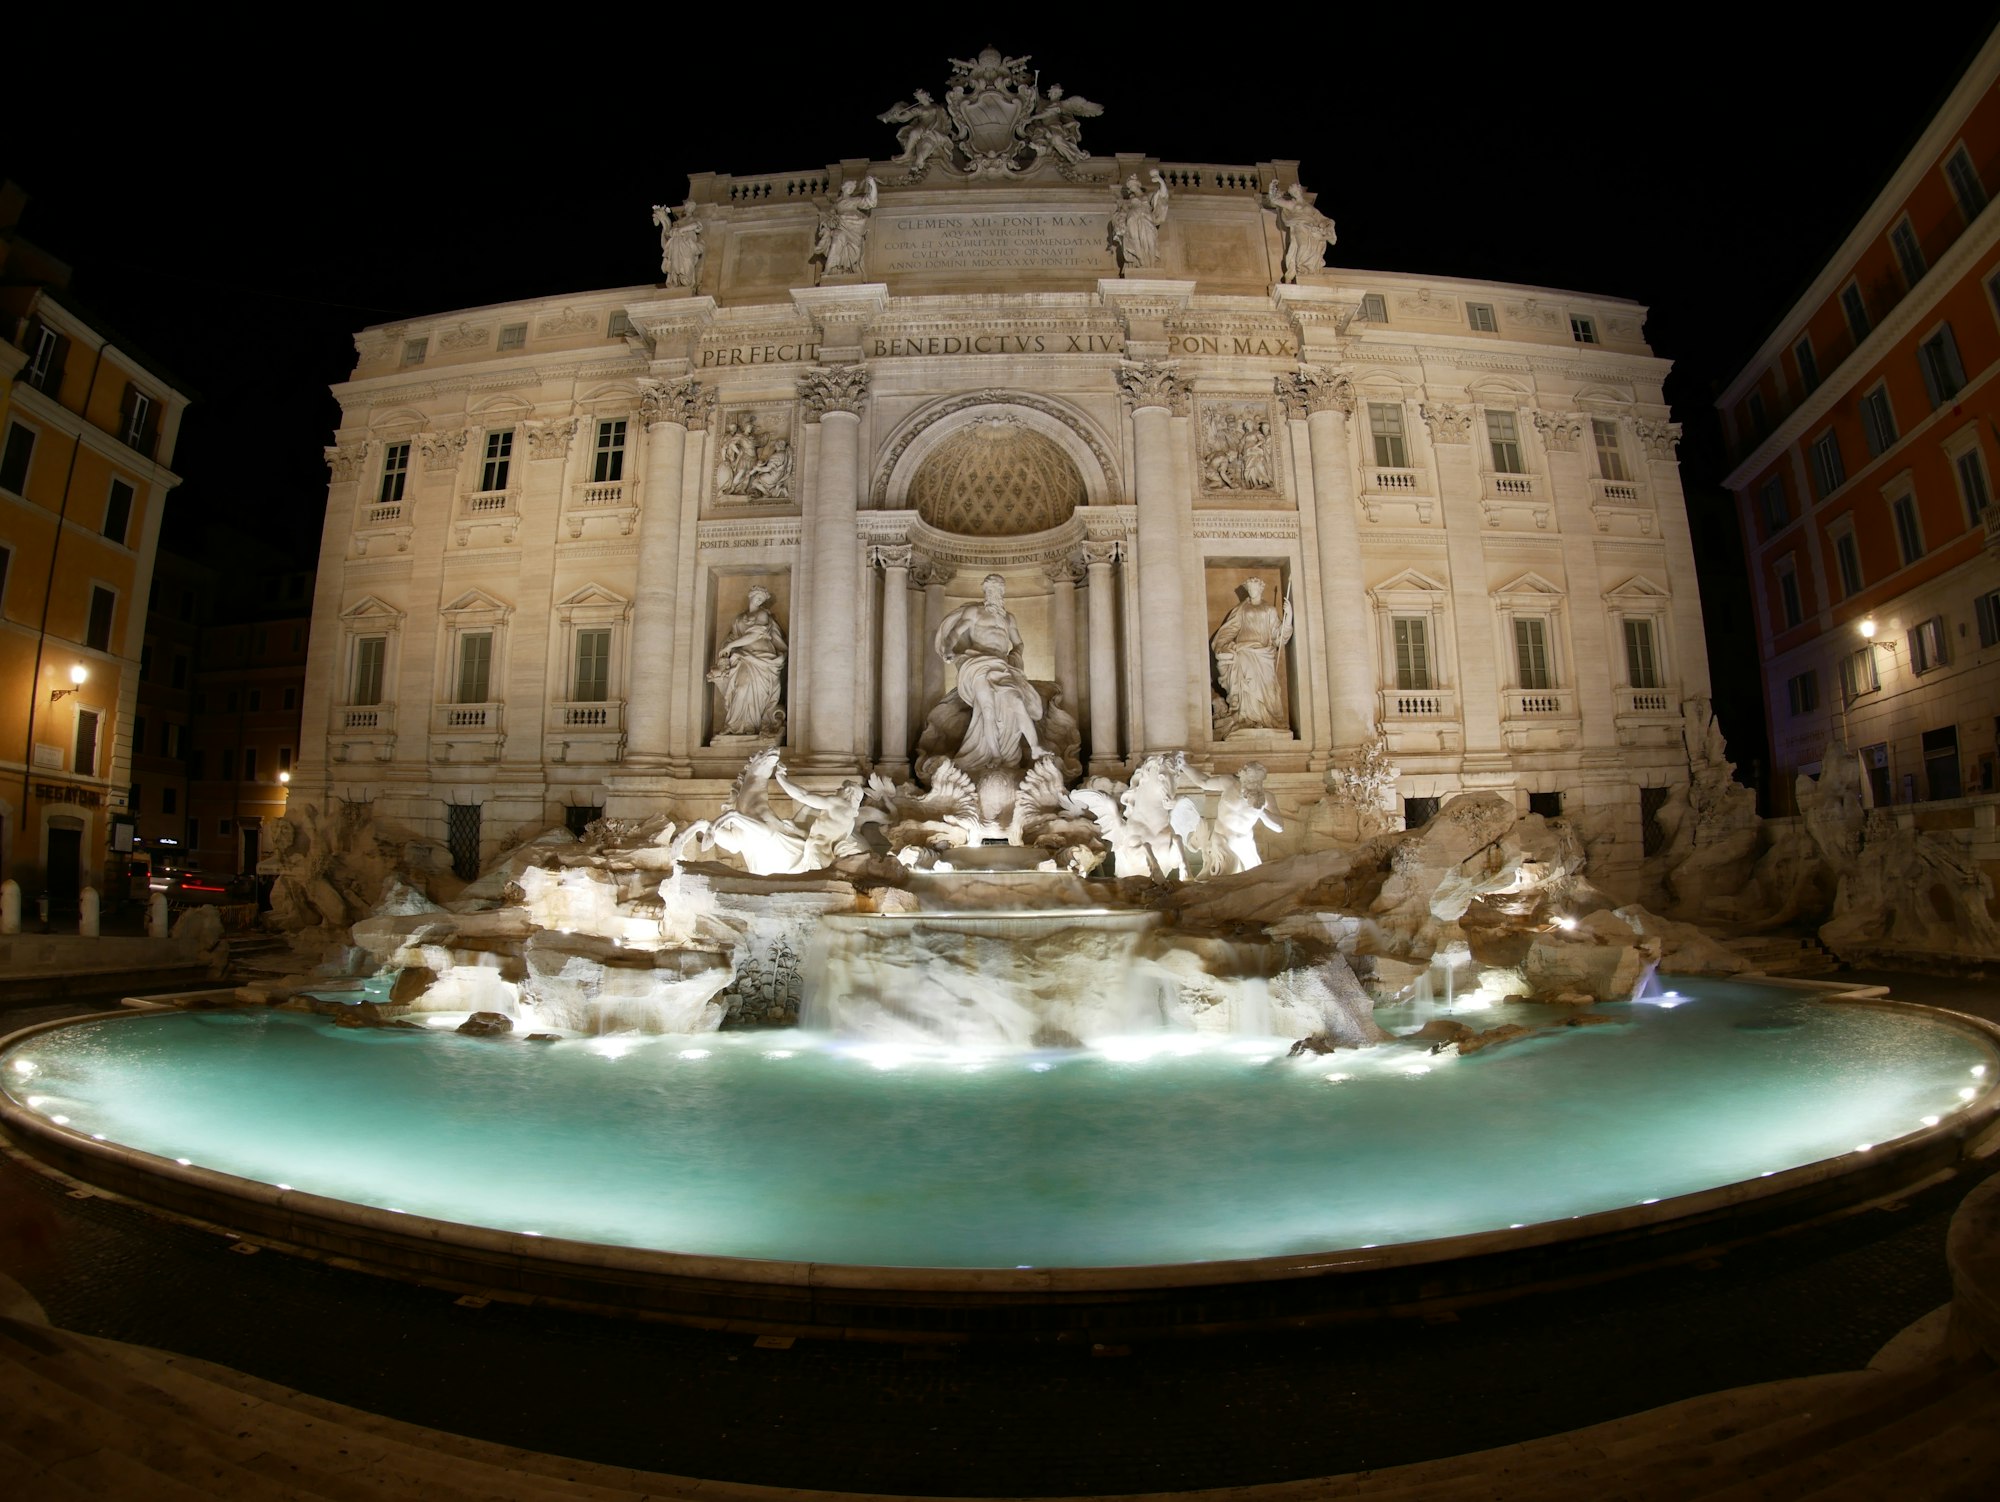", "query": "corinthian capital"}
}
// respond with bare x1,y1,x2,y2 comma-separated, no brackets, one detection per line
419,428,468,472
798,364,870,421
638,376,714,430
1274,364,1354,418
1635,419,1683,460
1532,410,1584,453
1043,552,1086,587
525,418,578,461
1418,403,1473,444
1115,360,1190,415
870,543,913,571
322,441,369,483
